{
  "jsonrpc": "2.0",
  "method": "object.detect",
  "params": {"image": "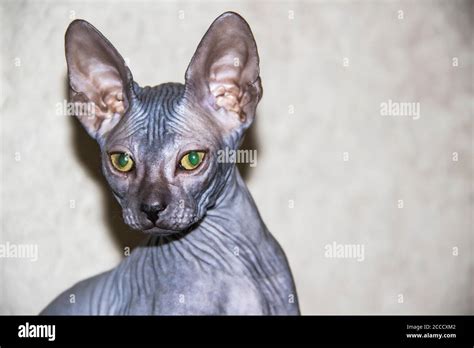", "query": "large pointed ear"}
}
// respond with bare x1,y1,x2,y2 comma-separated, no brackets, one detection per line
184,12,262,133
65,20,133,140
